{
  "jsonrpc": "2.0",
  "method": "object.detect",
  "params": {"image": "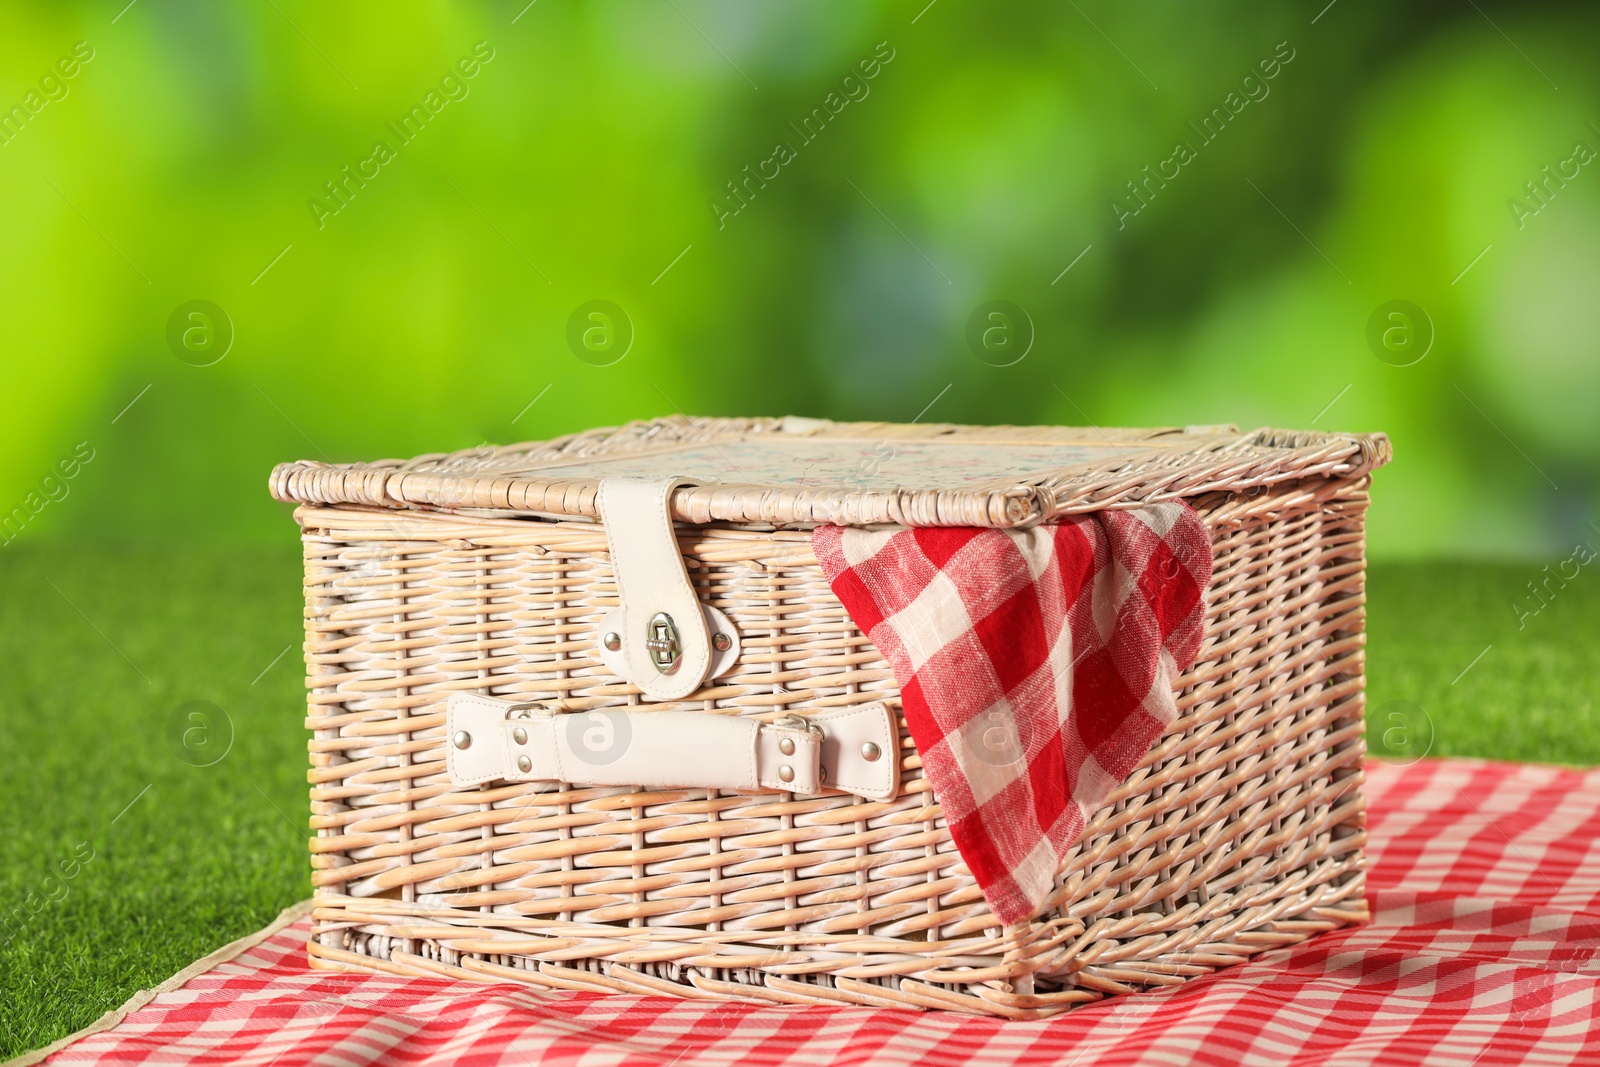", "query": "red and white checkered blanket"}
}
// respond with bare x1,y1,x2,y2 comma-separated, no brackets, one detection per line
26,760,1600,1066
811,505,1212,924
